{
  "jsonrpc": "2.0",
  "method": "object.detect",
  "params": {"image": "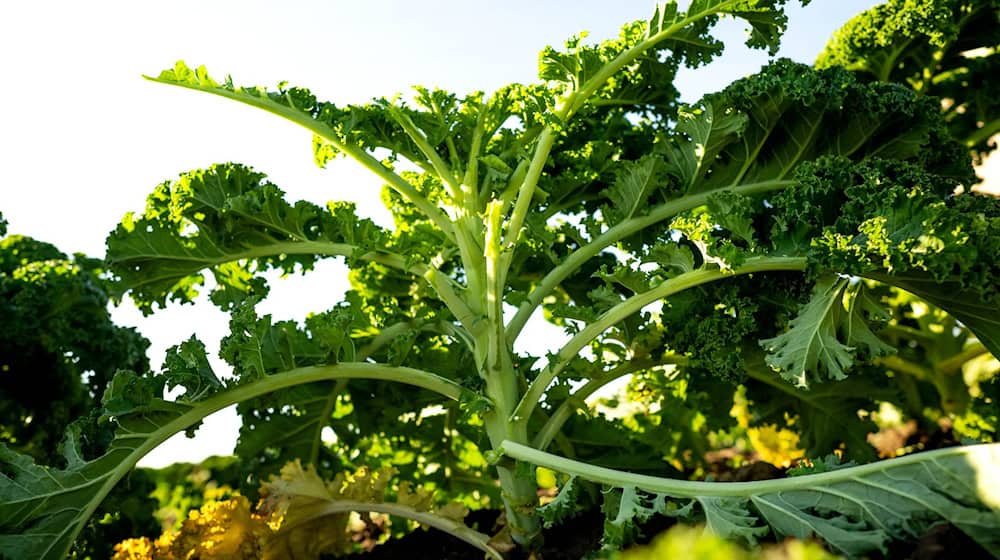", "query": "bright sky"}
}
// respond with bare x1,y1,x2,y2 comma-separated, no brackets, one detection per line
1,0,942,467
